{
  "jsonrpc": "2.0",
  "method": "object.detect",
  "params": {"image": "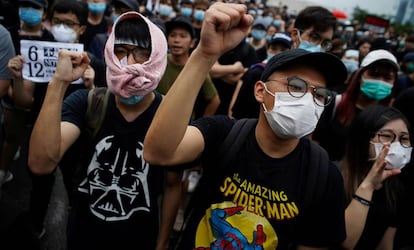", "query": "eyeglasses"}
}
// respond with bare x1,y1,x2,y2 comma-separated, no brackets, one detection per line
114,45,150,63
51,18,80,28
298,29,333,51
373,130,411,148
266,76,333,106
